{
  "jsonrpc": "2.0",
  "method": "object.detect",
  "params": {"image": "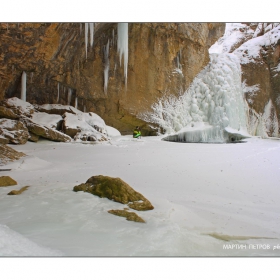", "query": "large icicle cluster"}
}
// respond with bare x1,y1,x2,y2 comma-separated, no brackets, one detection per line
117,23,128,85
84,23,94,59
141,53,249,143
